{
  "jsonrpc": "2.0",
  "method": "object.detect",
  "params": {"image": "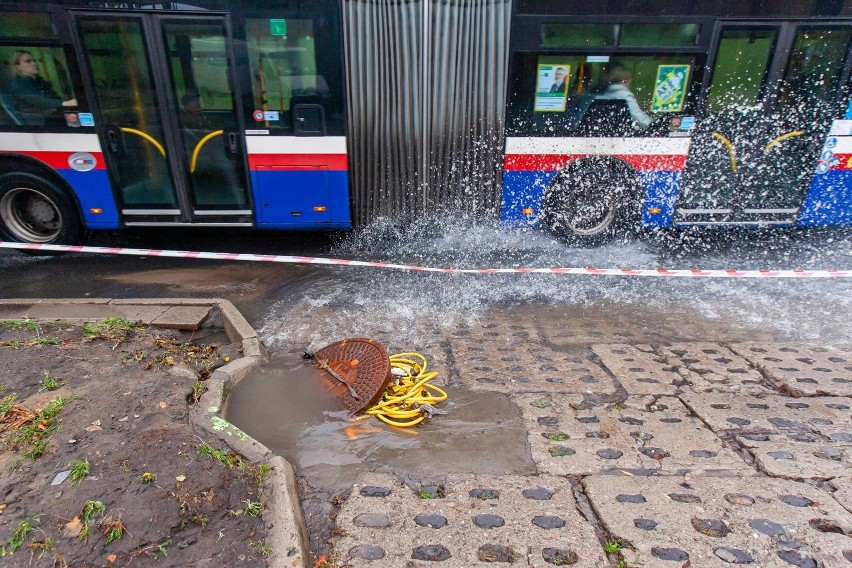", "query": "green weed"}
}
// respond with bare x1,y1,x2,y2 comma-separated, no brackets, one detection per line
1,517,37,556
0,319,39,331
100,518,127,545
140,472,156,484
604,539,624,554
248,539,273,557
242,500,262,517
68,460,90,486
38,372,64,392
0,393,17,415
9,395,70,461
